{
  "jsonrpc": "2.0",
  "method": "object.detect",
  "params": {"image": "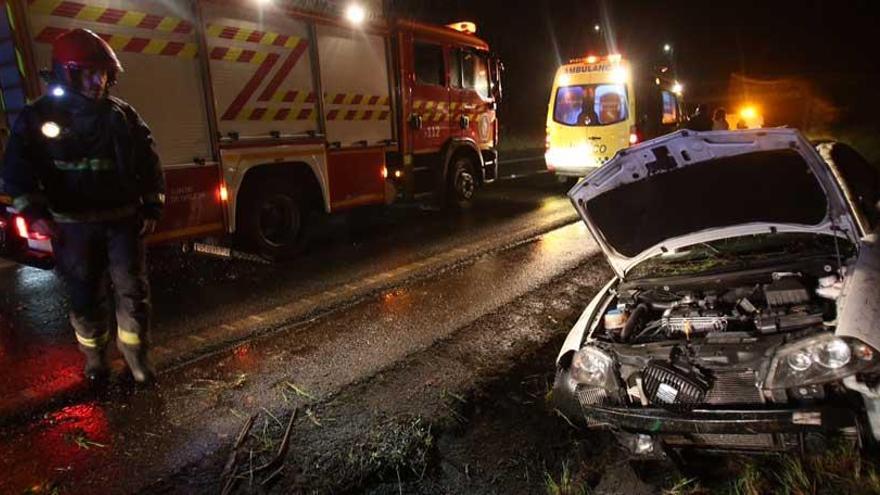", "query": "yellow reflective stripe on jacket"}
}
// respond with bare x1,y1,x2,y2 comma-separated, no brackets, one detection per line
75,331,110,348
53,158,115,171
117,328,142,346
142,192,166,205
